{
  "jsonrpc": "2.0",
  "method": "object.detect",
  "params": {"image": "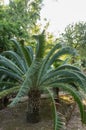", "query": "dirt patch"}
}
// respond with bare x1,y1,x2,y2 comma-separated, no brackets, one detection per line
66,106,86,130
0,99,53,130
0,98,86,130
